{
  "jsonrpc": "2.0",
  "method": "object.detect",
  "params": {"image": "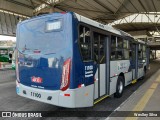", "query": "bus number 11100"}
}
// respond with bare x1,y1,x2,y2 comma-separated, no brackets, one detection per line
31,92,41,98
